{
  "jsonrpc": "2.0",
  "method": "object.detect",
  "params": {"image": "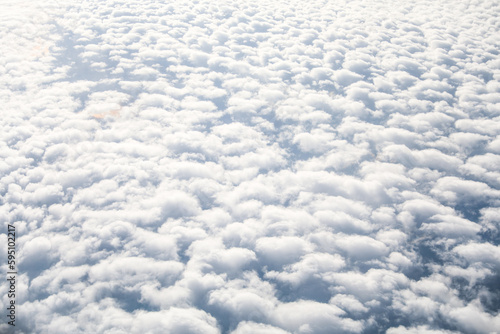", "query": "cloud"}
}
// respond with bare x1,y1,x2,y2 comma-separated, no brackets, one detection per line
270,300,363,334
265,253,345,287
231,321,290,334
387,325,459,334
453,243,500,268
130,307,221,334
255,236,313,269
